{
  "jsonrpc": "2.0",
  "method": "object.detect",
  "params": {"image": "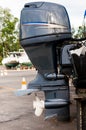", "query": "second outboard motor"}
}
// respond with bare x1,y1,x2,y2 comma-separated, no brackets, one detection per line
20,2,72,121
